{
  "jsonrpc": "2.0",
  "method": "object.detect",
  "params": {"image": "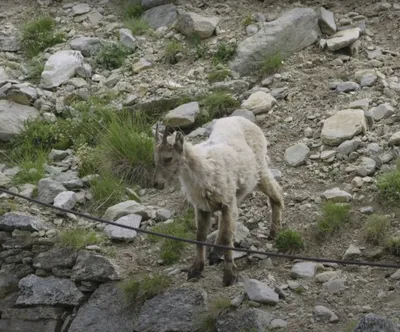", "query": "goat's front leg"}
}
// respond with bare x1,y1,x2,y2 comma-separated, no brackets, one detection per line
187,208,212,281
